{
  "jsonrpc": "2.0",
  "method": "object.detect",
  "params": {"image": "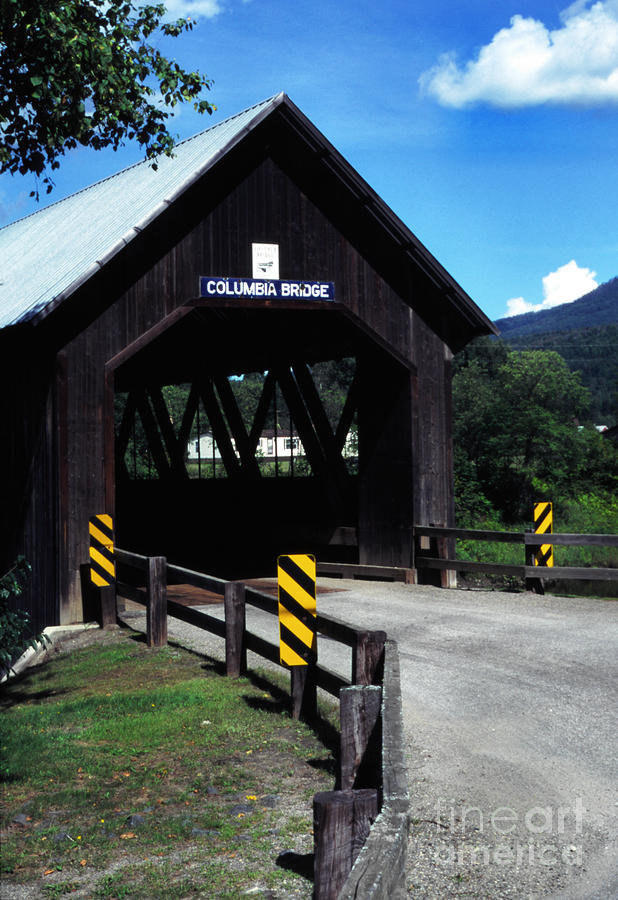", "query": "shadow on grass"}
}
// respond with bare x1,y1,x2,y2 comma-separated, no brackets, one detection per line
306,756,337,777
149,631,227,676
240,669,340,763
276,849,315,882
0,668,68,710
121,625,340,770
127,630,148,645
